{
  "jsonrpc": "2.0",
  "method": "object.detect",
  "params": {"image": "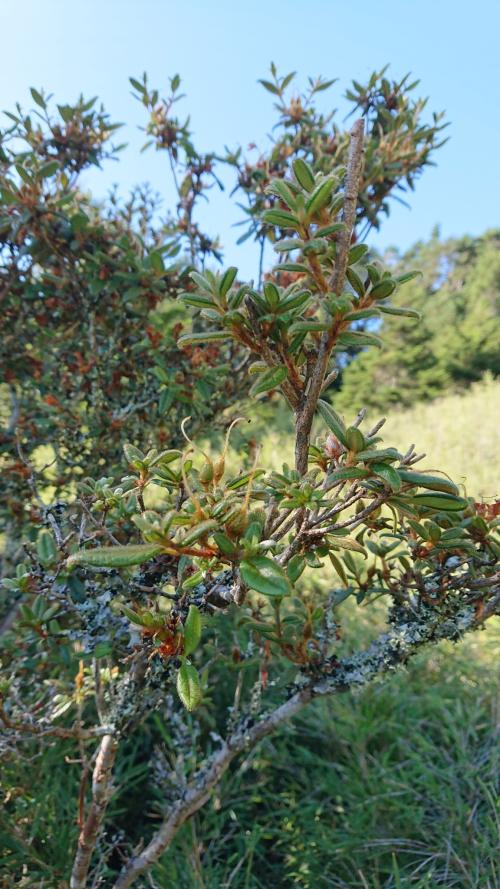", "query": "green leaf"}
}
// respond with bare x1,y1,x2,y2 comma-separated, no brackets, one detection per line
305,177,335,217
58,104,74,123
289,320,330,334
281,71,296,90
219,266,238,297
327,535,366,555
278,291,312,312
395,270,422,285
178,520,218,546
37,530,58,565
240,556,291,597
149,251,165,274
313,77,337,93
30,87,46,109
129,77,146,93
159,388,174,415
183,605,202,656
316,222,346,237
371,279,396,300
258,79,281,95
397,470,459,495
70,212,89,233
274,237,304,253
408,493,468,512
344,308,380,322
345,427,365,452
180,294,215,309
325,467,370,487
190,271,212,293
287,554,306,584
262,209,301,230
337,331,382,348
357,447,401,463
328,553,348,587
213,532,238,555
348,244,369,265
250,365,288,396
226,469,265,490
39,160,59,179
378,305,421,319
67,544,162,569
273,262,309,274
317,400,348,447
292,158,315,192
183,570,205,590
345,267,365,298
123,442,144,464
177,663,202,711
265,179,299,209
263,281,280,307
121,606,146,626
16,165,32,184
177,330,231,347
302,238,329,255
371,463,402,492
